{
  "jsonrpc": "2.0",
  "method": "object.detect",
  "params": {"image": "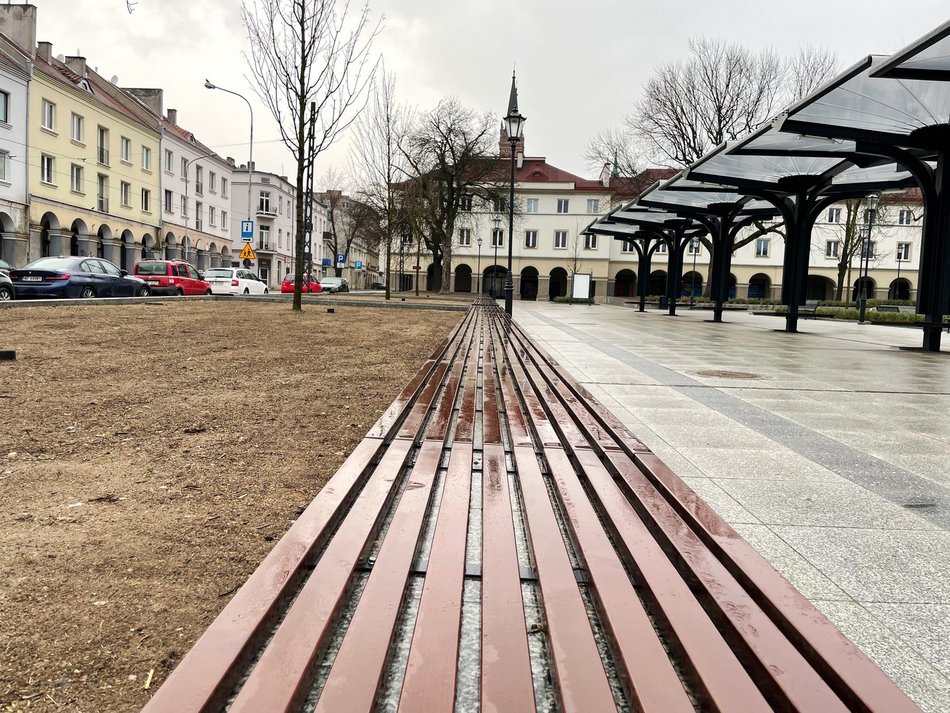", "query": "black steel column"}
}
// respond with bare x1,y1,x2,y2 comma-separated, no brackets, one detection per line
918,152,950,351
710,218,736,323
780,192,812,334
666,232,684,316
